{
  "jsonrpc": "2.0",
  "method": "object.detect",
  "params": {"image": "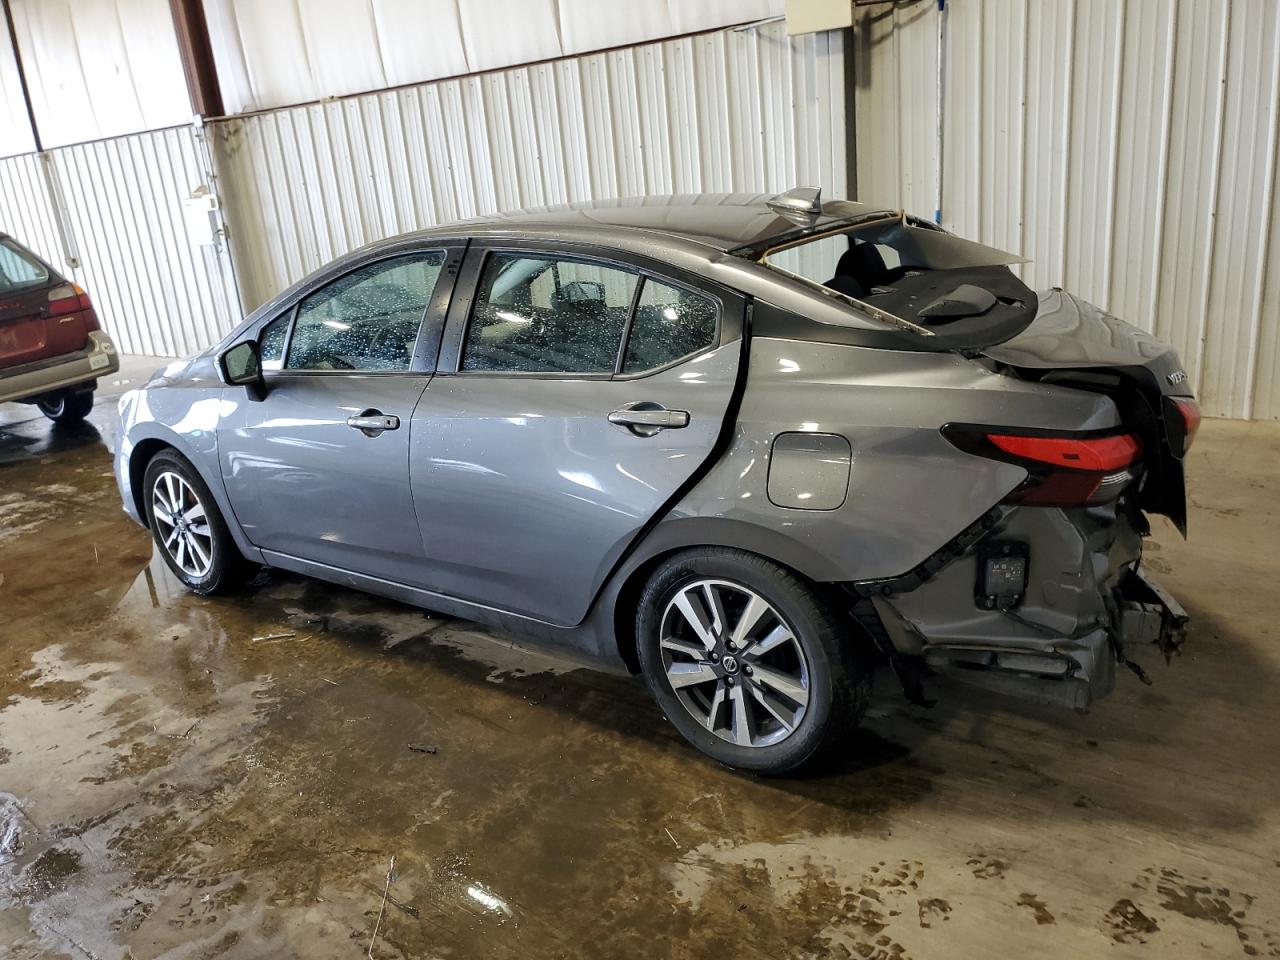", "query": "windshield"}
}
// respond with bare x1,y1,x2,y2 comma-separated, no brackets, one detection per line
0,239,50,295
761,218,1036,343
